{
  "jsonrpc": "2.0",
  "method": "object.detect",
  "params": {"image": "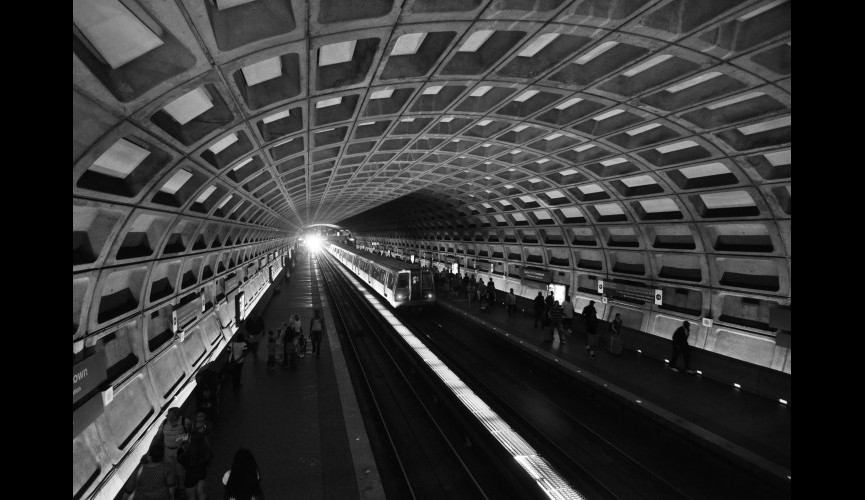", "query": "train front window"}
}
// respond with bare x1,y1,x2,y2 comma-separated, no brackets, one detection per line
421,271,433,290
396,272,409,289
